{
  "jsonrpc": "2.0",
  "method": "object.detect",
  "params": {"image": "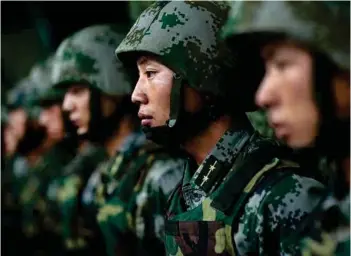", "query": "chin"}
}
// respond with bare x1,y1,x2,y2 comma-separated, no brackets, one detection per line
287,135,313,149
77,128,88,135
